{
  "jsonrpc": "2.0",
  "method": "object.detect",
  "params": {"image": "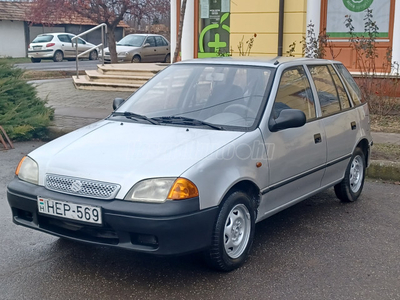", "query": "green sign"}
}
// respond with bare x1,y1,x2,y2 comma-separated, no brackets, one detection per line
342,0,373,12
